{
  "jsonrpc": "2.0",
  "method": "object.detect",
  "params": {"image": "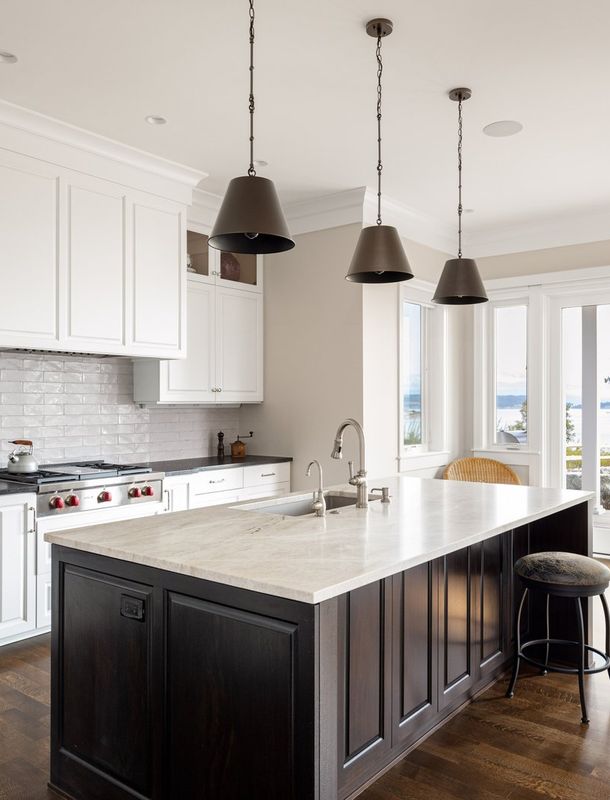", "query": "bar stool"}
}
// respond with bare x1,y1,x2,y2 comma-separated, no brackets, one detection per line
506,551,610,724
